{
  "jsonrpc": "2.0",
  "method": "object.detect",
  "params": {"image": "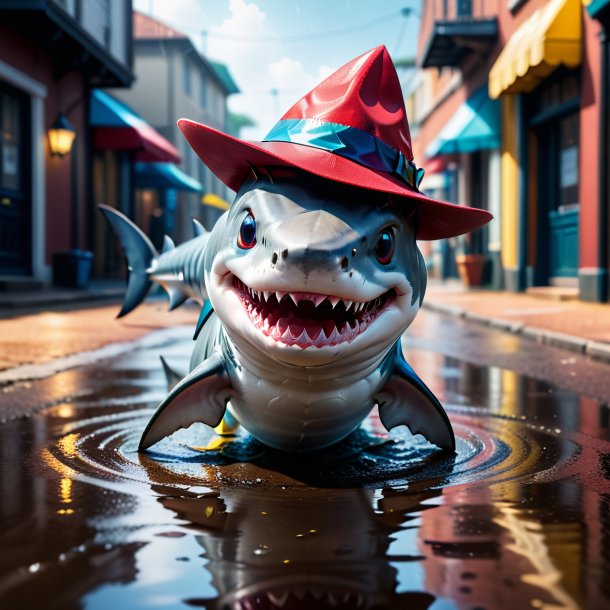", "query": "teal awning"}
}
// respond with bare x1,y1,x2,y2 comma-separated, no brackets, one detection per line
586,0,610,18
425,87,499,158
134,162,203,192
